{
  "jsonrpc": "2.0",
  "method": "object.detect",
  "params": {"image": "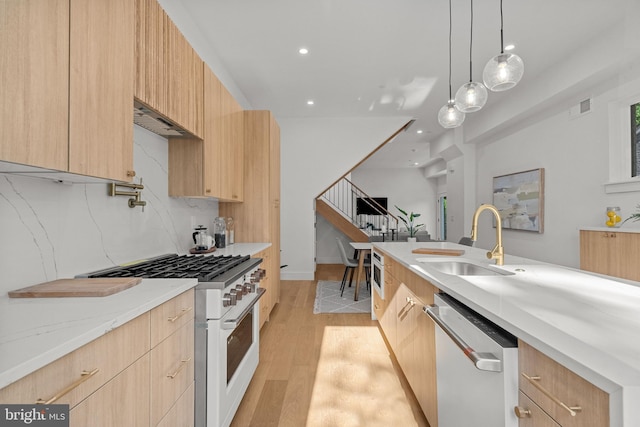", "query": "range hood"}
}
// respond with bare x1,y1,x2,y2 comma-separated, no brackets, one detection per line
133,101,189,137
